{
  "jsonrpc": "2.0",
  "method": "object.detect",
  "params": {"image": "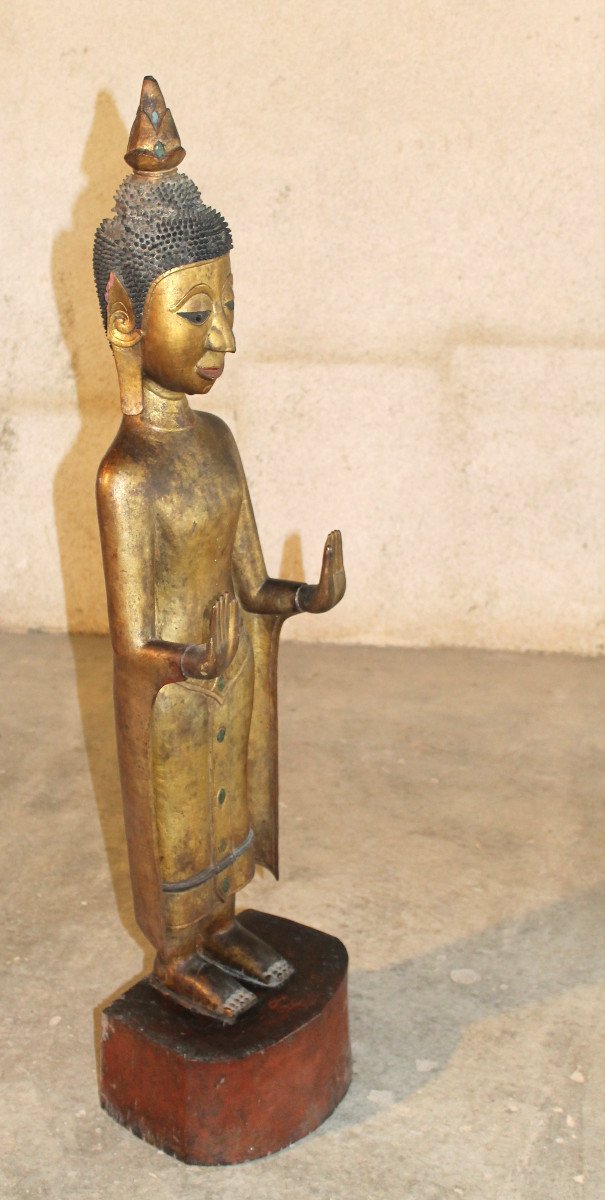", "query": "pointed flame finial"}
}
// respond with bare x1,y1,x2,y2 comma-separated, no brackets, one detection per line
124,76,186,173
